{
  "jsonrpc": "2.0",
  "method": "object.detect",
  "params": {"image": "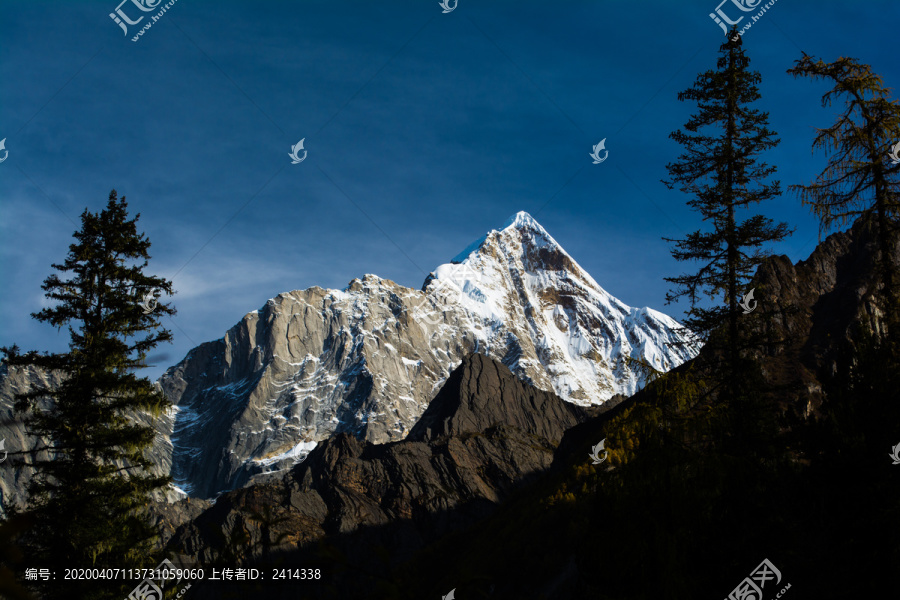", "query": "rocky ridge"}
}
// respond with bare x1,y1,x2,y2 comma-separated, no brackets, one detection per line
161,212,694,498
750,214,900,416
165,353,598,568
